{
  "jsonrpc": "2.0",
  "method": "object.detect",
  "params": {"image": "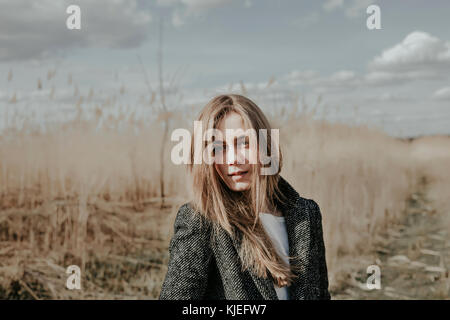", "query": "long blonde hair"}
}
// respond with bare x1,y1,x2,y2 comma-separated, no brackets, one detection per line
187,94,299,287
